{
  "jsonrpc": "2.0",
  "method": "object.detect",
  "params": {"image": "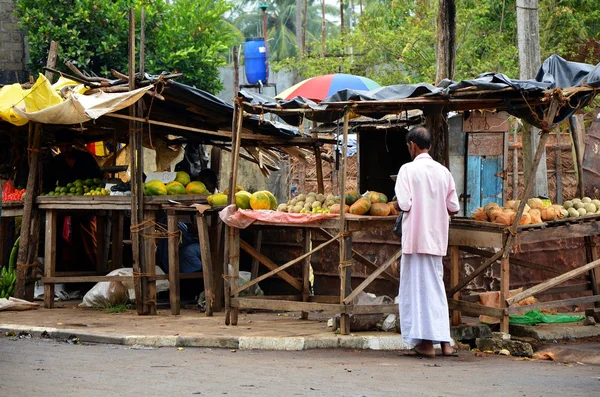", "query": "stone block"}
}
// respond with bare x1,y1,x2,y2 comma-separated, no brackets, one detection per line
492,332,511,340
450,324,492,341
584,308,600,322
476,337,533,358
